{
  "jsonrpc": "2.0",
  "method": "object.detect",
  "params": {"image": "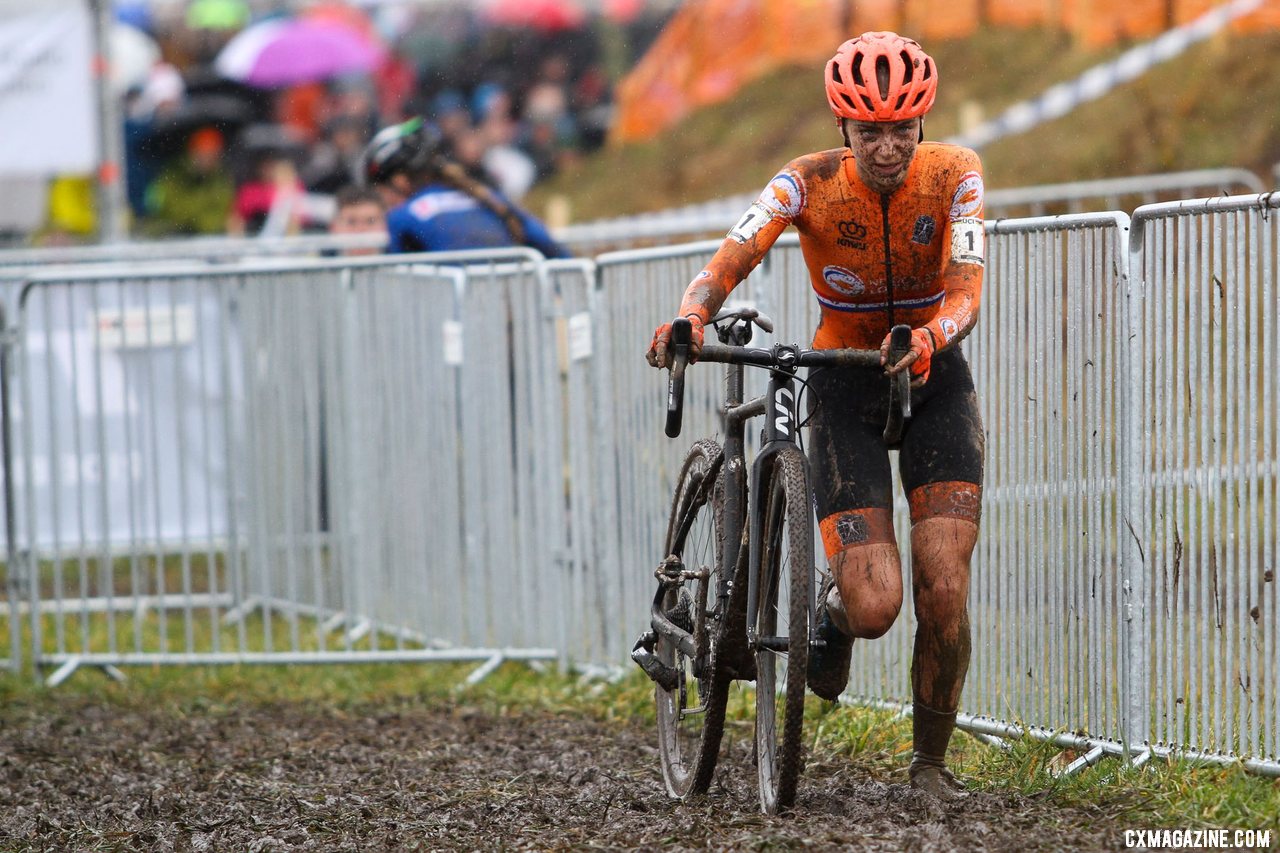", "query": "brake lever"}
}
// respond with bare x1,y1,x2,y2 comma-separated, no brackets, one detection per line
882,324,913,447
665,318,692,438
